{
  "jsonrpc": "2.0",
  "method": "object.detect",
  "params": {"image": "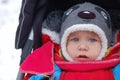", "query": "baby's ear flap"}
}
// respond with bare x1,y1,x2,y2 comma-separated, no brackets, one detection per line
108,9,120,30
